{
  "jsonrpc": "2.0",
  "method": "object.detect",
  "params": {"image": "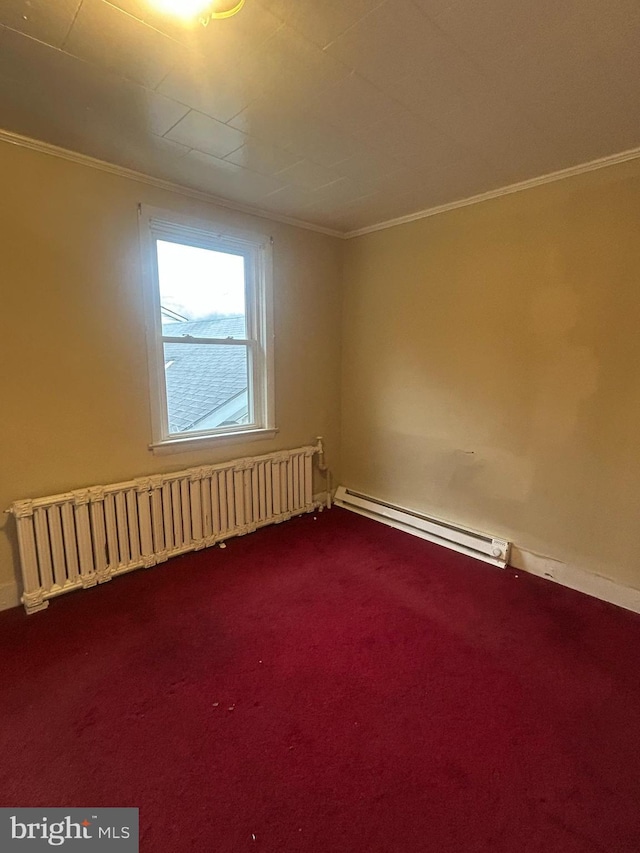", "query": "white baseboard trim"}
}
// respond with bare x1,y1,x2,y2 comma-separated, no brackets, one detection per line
0,581,20,612
333,485,509,568
510,547,640,615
